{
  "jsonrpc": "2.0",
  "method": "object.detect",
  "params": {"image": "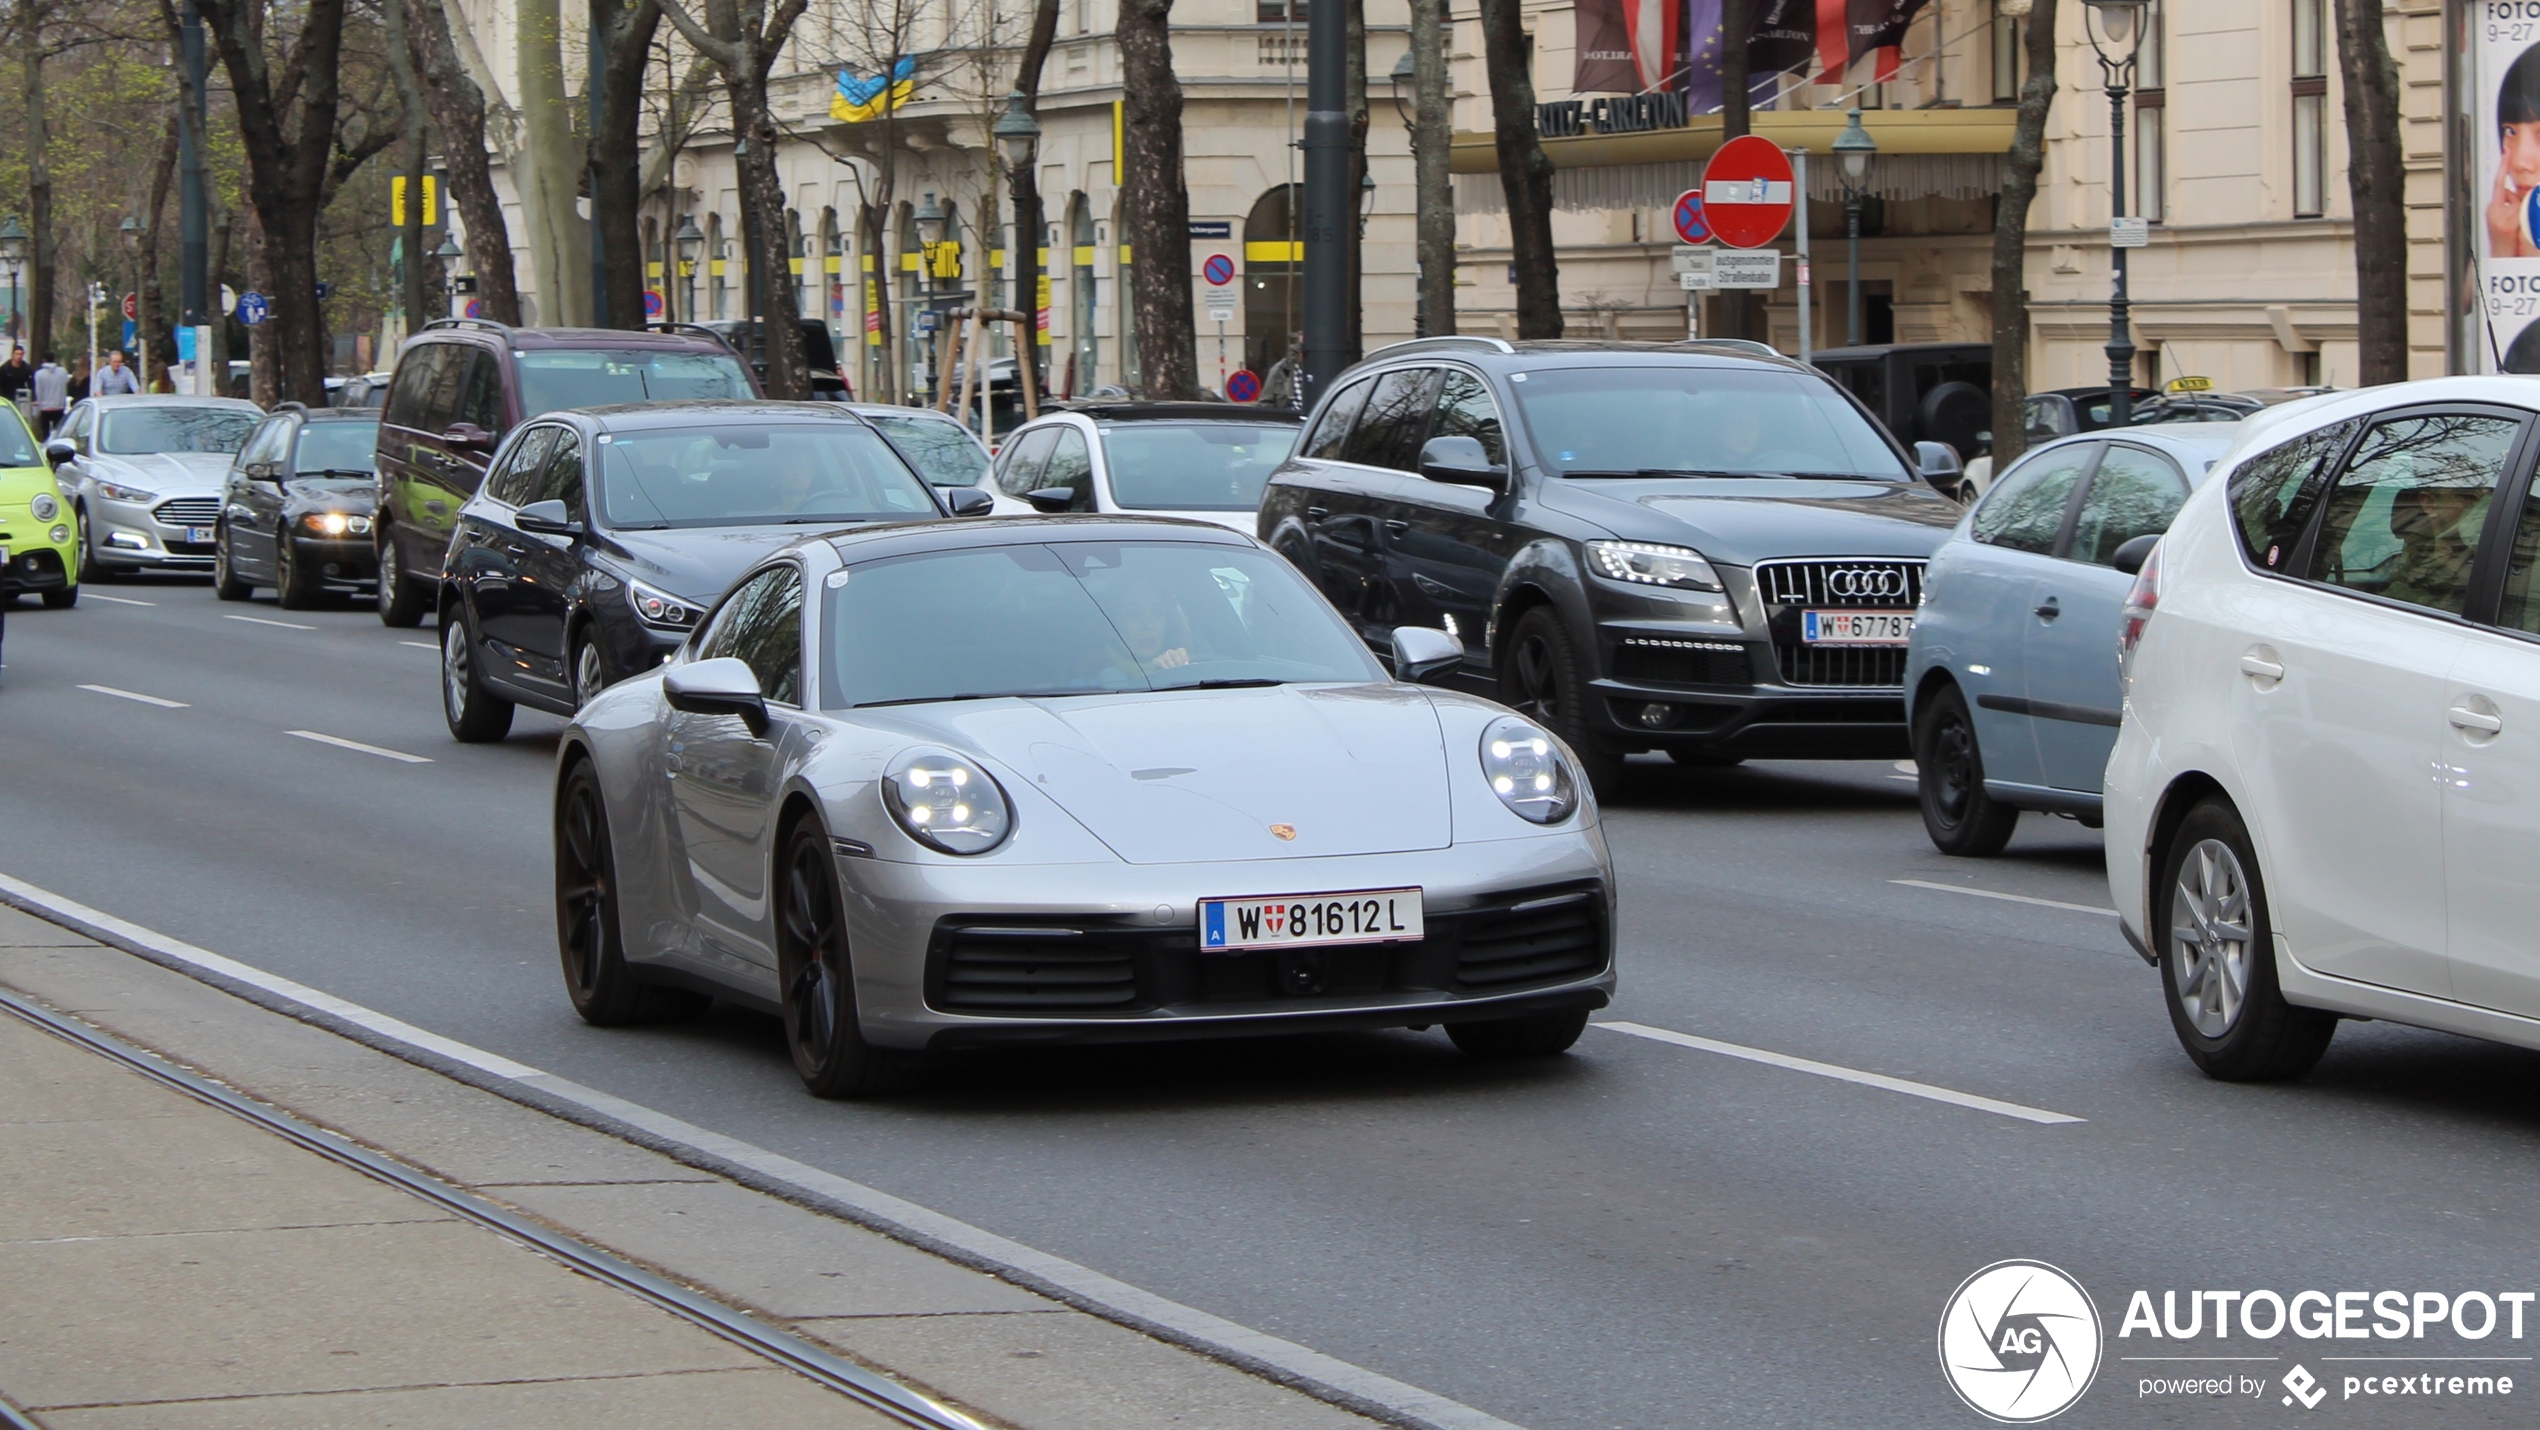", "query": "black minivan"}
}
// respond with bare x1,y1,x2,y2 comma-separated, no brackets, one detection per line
372,319,757,627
